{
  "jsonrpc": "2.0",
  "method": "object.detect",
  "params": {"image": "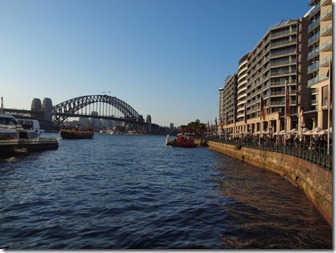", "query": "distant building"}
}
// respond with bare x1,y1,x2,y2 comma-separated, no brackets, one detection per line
90,111,100,130
146,115,152,133
79,117,89,127
219,74,237,134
